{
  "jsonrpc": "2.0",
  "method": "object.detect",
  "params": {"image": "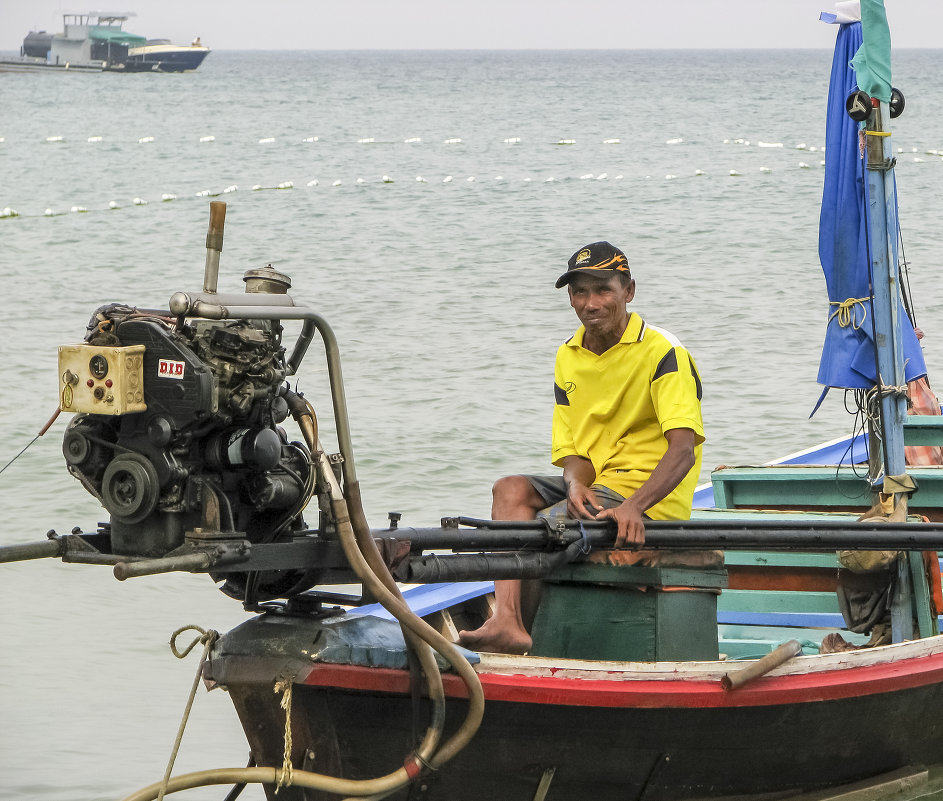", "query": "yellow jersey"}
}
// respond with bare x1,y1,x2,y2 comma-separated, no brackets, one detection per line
551,312,704,520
